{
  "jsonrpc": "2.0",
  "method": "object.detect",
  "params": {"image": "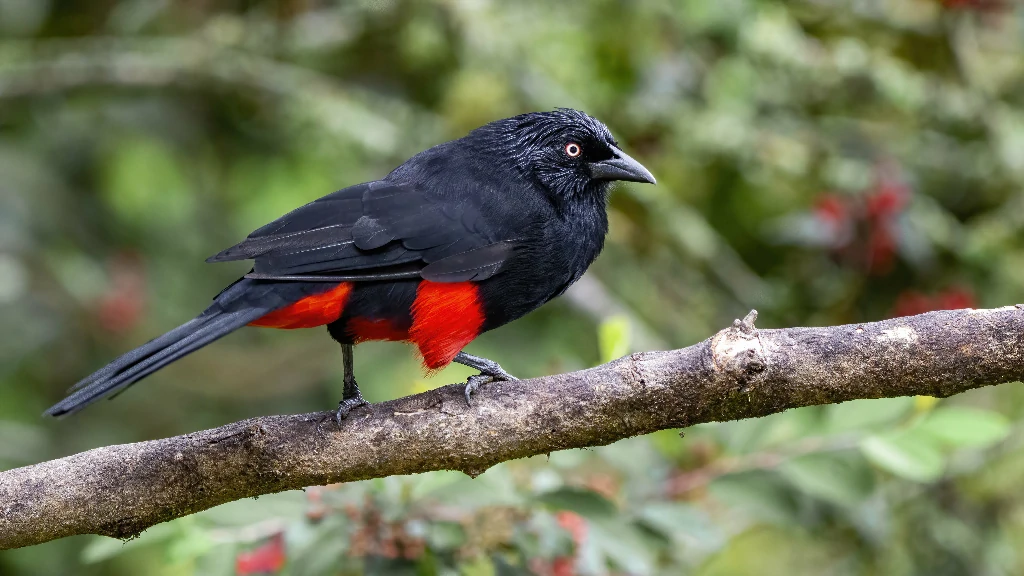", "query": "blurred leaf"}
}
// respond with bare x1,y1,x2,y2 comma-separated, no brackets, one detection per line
778,451,875,506
648,428,689,459
427,521,467,551
913,395,940,413
520,511,573,560
639,502,724,551
598,435,663,481
80,522,178,563
166,523,216,564
419,466,522,508
286,516,350,576
825,397,914,434
586,517,658,575
460,555,496,576
196,490,307,527
860,431,944,483
409,470,467,501
695,525,847,576
534,487,617,520
709,471,800,525
961,445,1024,501
755,408,824,447
714,416,776,454
193,540,237,576
915,407,1011,449
598,315,631,364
